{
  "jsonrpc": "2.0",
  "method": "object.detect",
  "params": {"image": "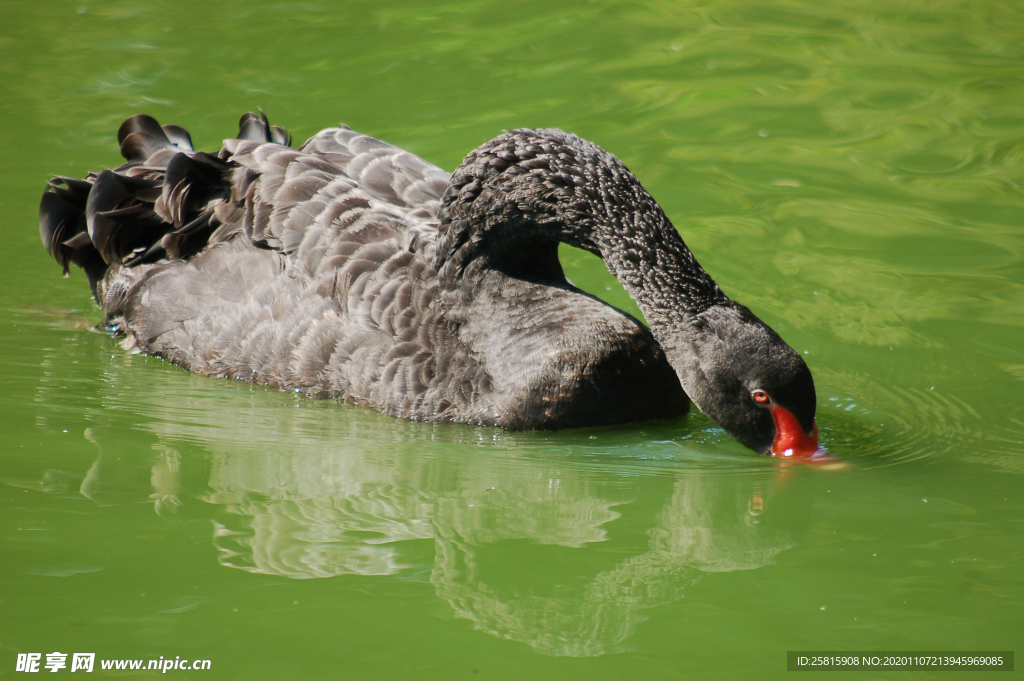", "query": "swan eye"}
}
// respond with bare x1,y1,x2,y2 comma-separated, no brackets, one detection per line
751,390,770,404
